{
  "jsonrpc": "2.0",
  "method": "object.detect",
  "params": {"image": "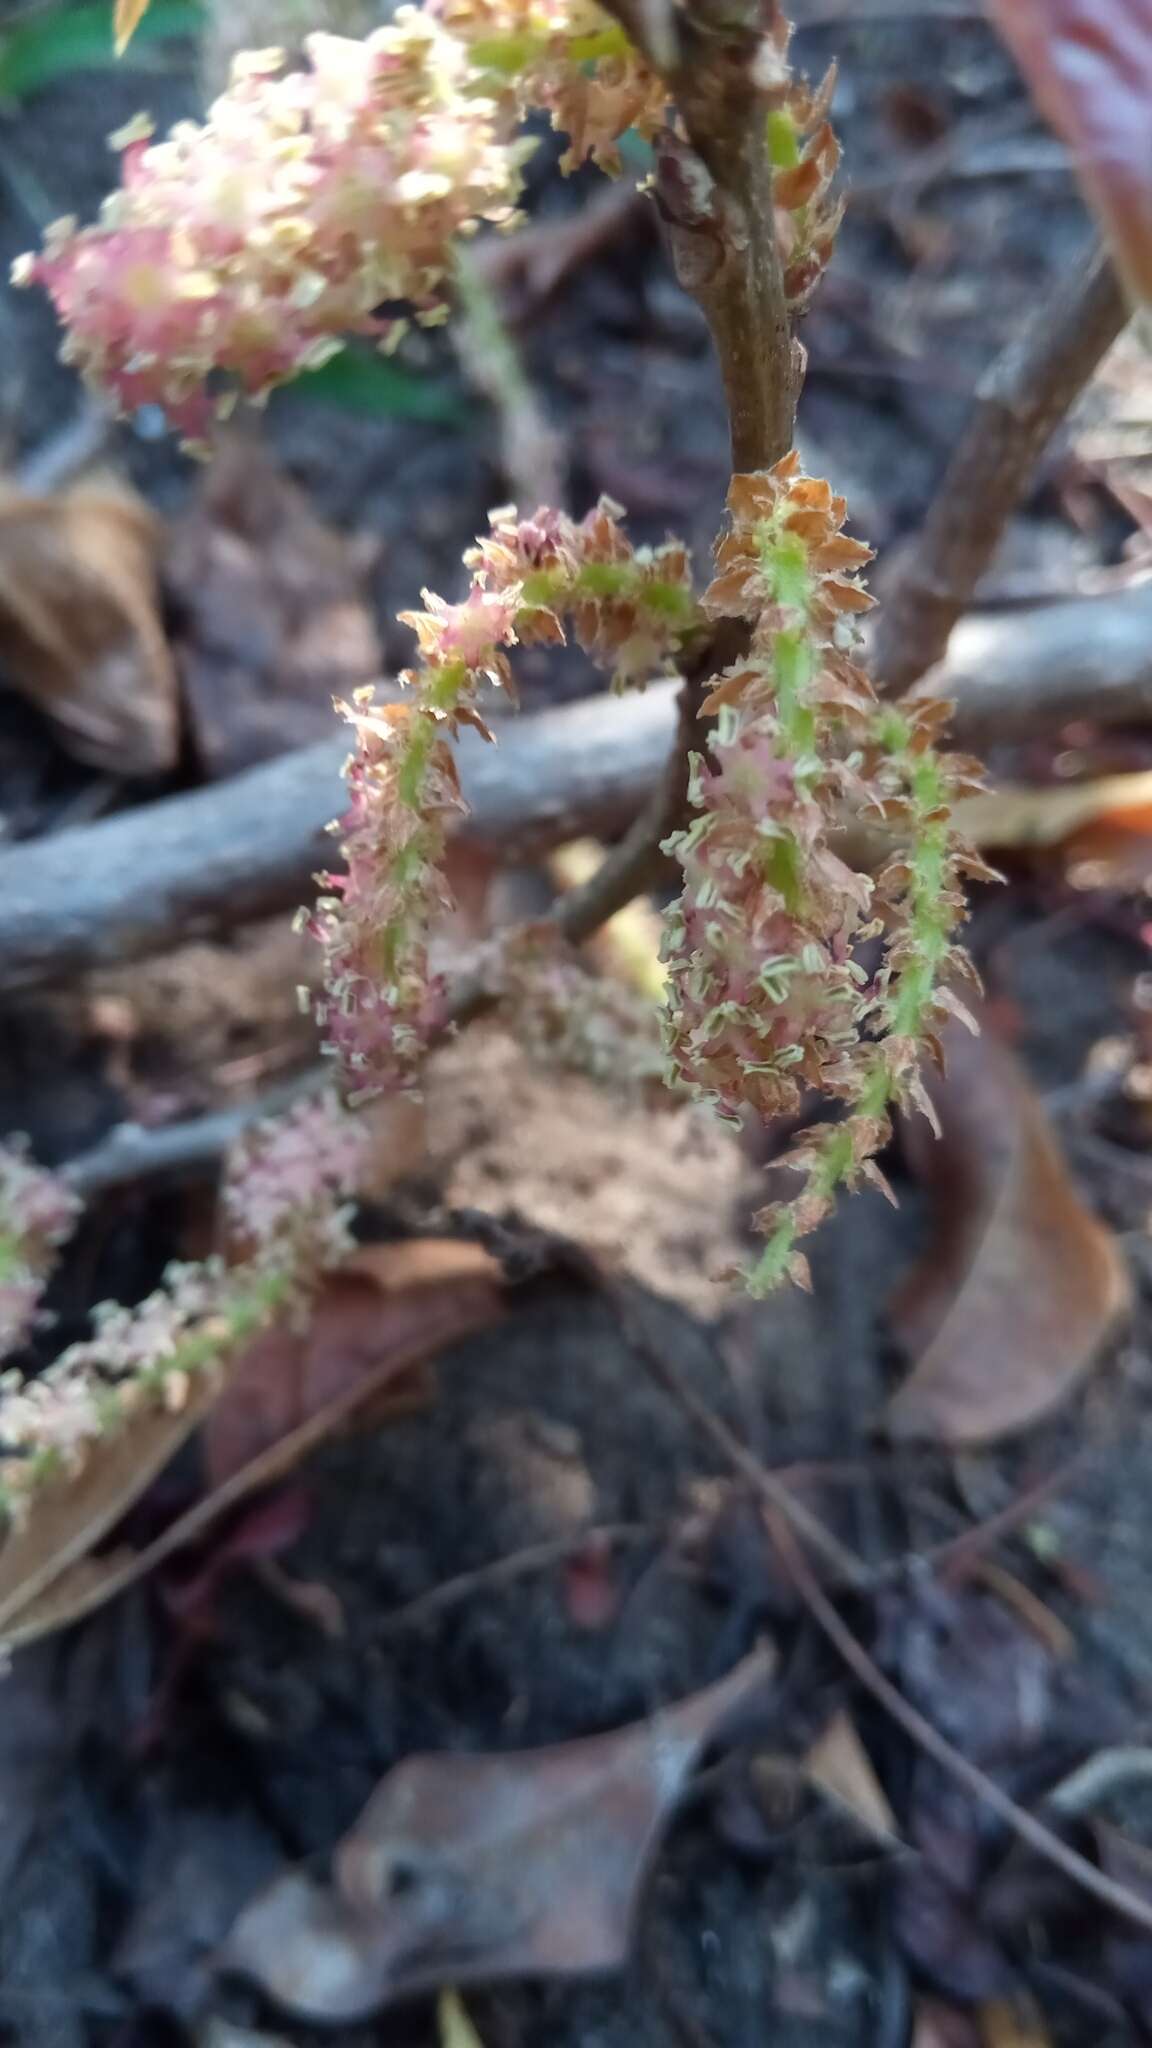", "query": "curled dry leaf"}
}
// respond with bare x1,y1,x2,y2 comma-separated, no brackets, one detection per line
987,0,1152,308
0,481,179,773
887,1013,1128,1445
224,1645,775,2022
804,1707,901,1847
0,1241,503,1652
